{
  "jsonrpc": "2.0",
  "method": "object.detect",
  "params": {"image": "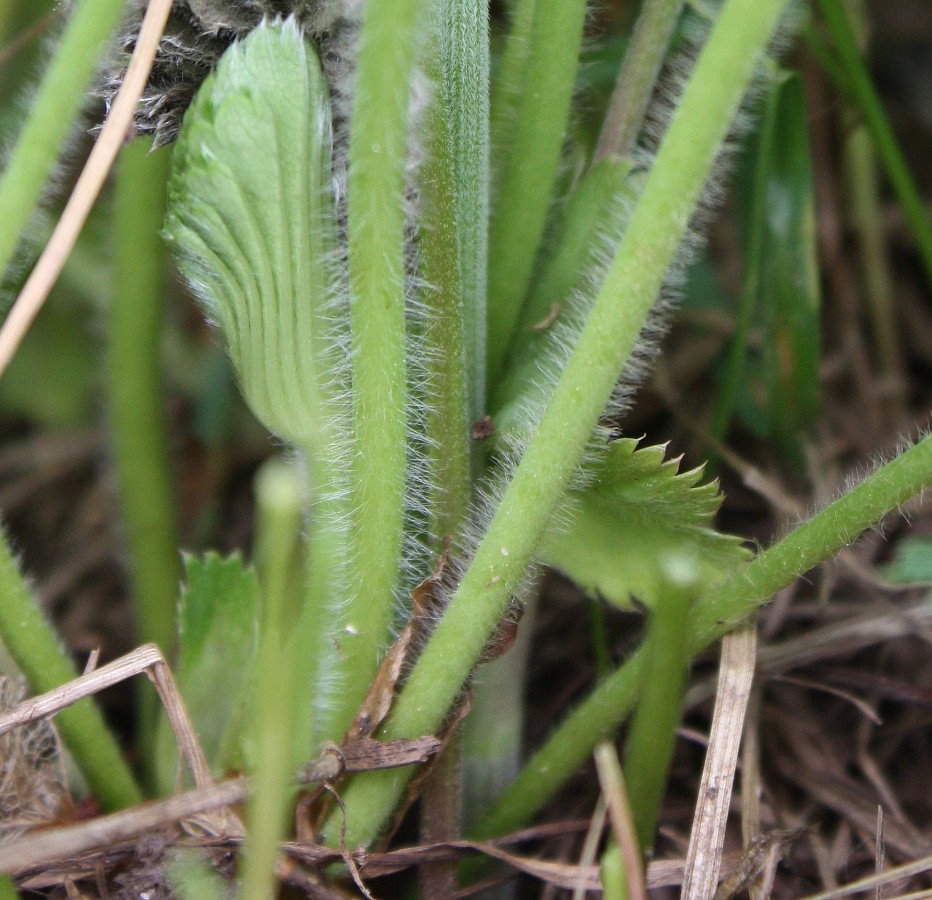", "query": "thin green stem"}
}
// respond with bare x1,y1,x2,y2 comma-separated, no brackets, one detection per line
622,555,695,851
239,461,305,900
0,875,16,900
335,0,426,734
594,0,685,162
110,139,179,657
485,0,588,382
476,431,932,837
0,0,126,281
0,527,142,811
330,0,790,847
814,0,932,287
